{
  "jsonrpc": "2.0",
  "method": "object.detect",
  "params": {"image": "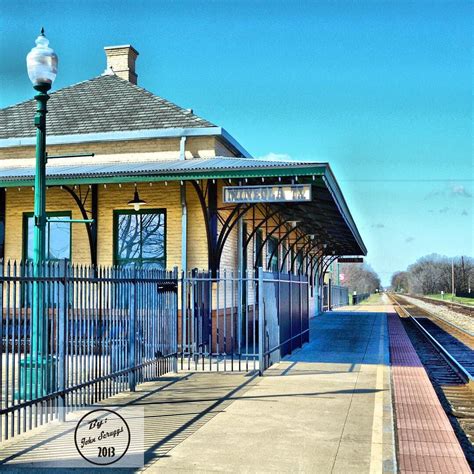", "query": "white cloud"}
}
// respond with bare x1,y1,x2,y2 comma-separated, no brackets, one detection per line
425,183,472,200
450,184,472,198
257,152,293,162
